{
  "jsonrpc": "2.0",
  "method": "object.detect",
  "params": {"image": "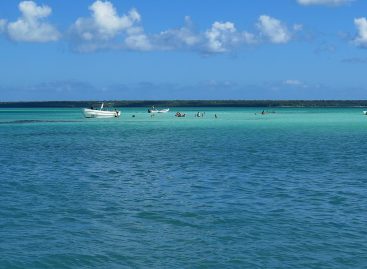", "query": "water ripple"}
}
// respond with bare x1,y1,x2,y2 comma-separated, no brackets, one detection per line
1,108,367,268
